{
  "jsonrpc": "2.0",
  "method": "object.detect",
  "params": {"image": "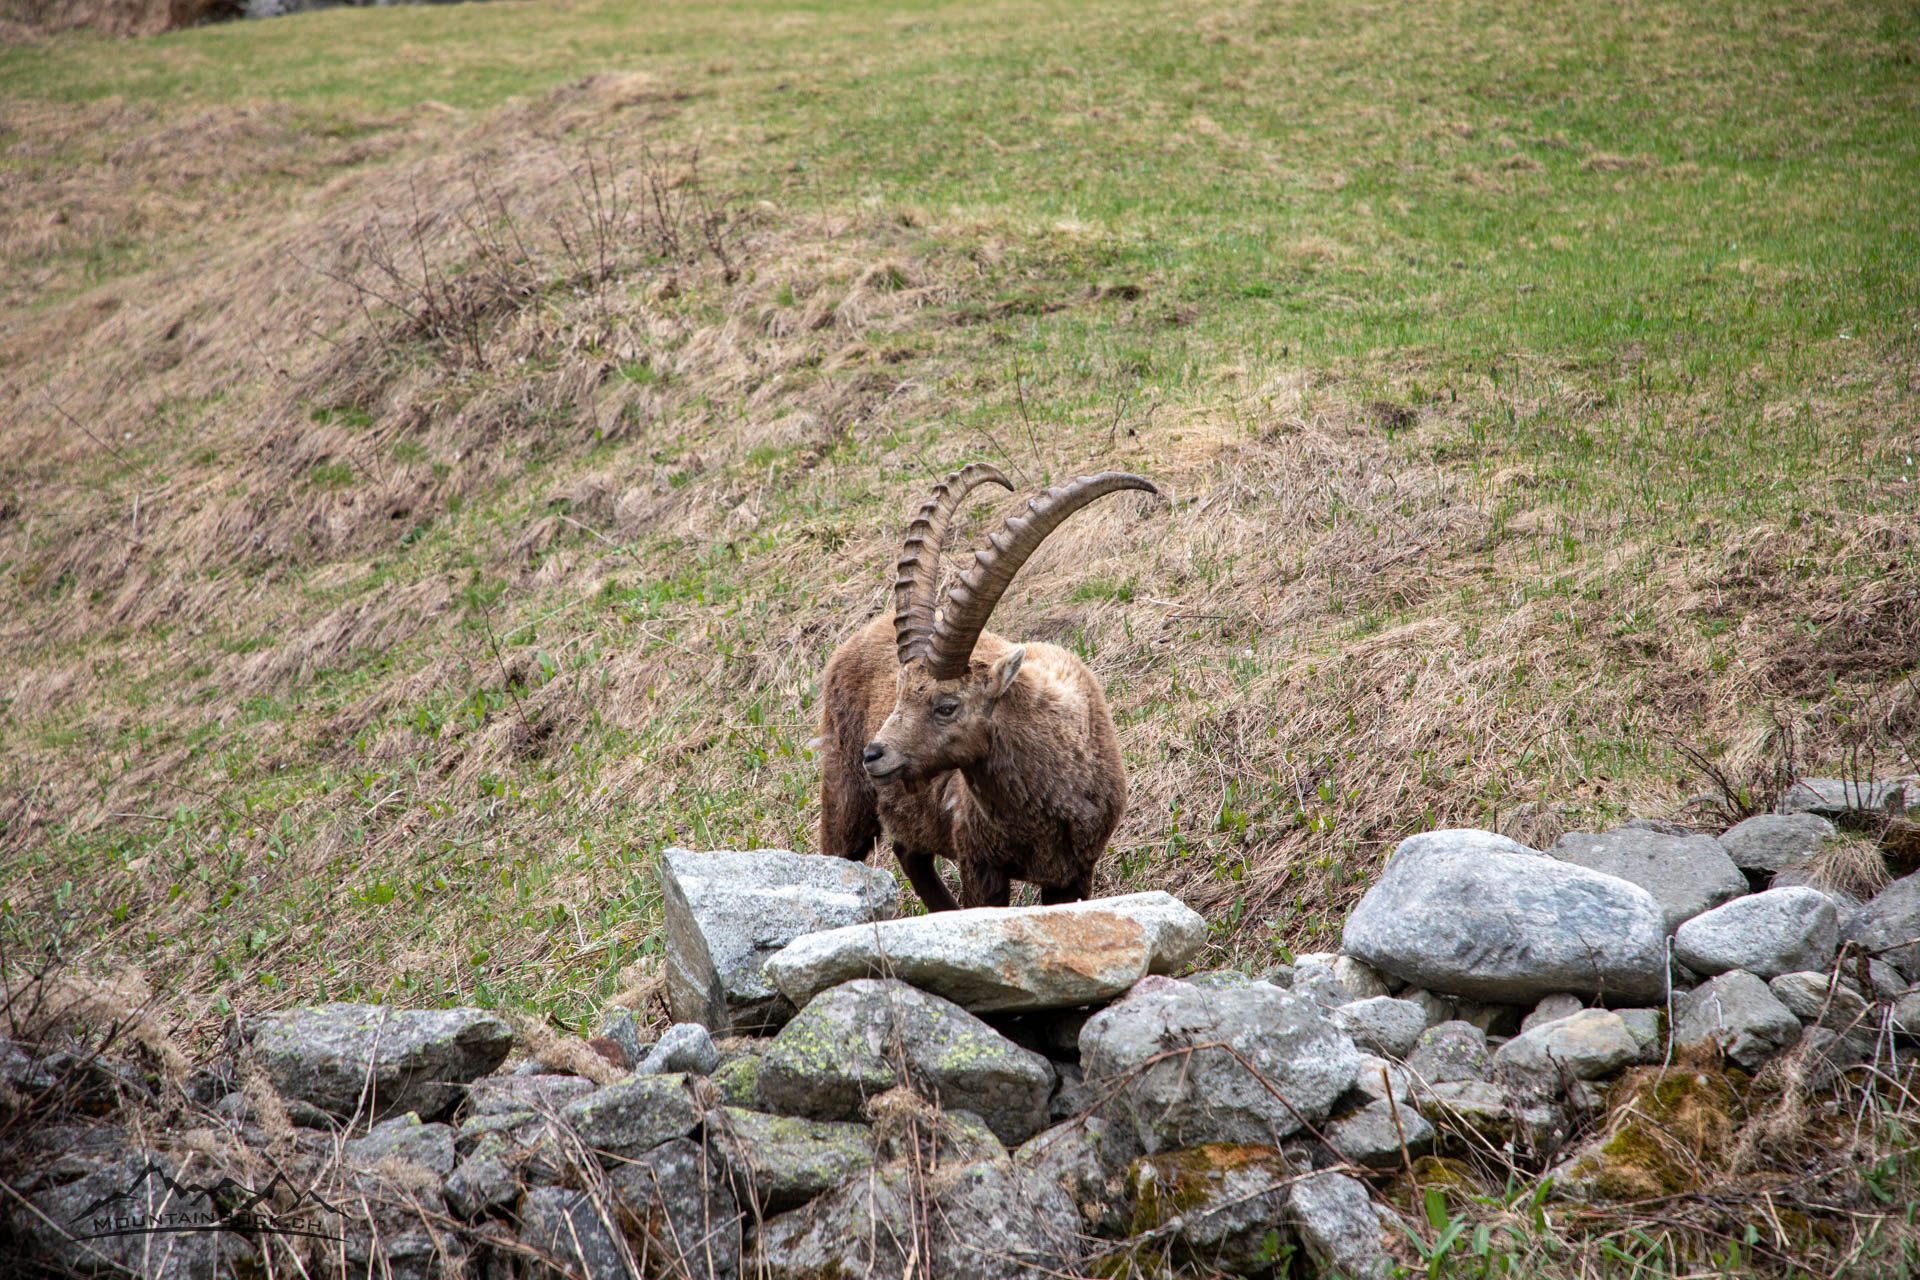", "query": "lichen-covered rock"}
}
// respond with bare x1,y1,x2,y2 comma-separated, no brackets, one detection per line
1330,997,1427,1059
1550,828,1749,934
765,892,1205,1015
465,1072,597,1116
243,1004,512,1122
1673,887,1839,979
637,1022,721,1077
1127,1143,1299,1273
1616,1009,1664,1061
1406,1021,1491,1084
1285,1170,1396,1280
1720,814,1837,876
1016,1114,1139,1236
608,1137,741,1280
1342,829,1669,1002
1493,1010,1641,1092
1080,979,1359,1154
753,1156,1080,1279
520,1185,633,1279
757,979,1053,1145
661,847,900,1035
710,1053,762,1109
560,1073,701,1163
445,1137,517,1219
1672,971,1802,1071
343,1111,456,1175
1324,1097,1435,1169
709,1107,874,1213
